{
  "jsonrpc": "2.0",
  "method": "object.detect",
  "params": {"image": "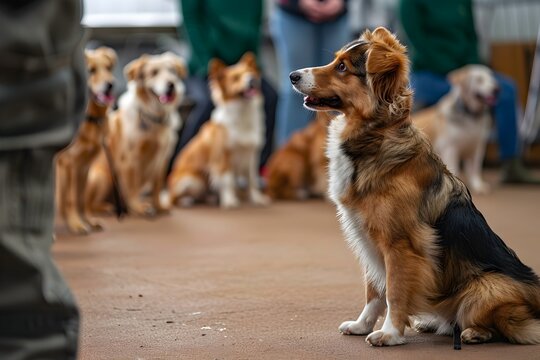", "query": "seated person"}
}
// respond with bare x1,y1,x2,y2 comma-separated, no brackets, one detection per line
399,0,539,184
